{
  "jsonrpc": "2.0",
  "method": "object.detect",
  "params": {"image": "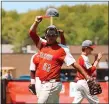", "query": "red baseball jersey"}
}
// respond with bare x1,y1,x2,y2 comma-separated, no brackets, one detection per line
29,31,66,49
29,31,47,50
36,43,76,81
29,30,76,81
75,55,97,81
29,53,40,71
